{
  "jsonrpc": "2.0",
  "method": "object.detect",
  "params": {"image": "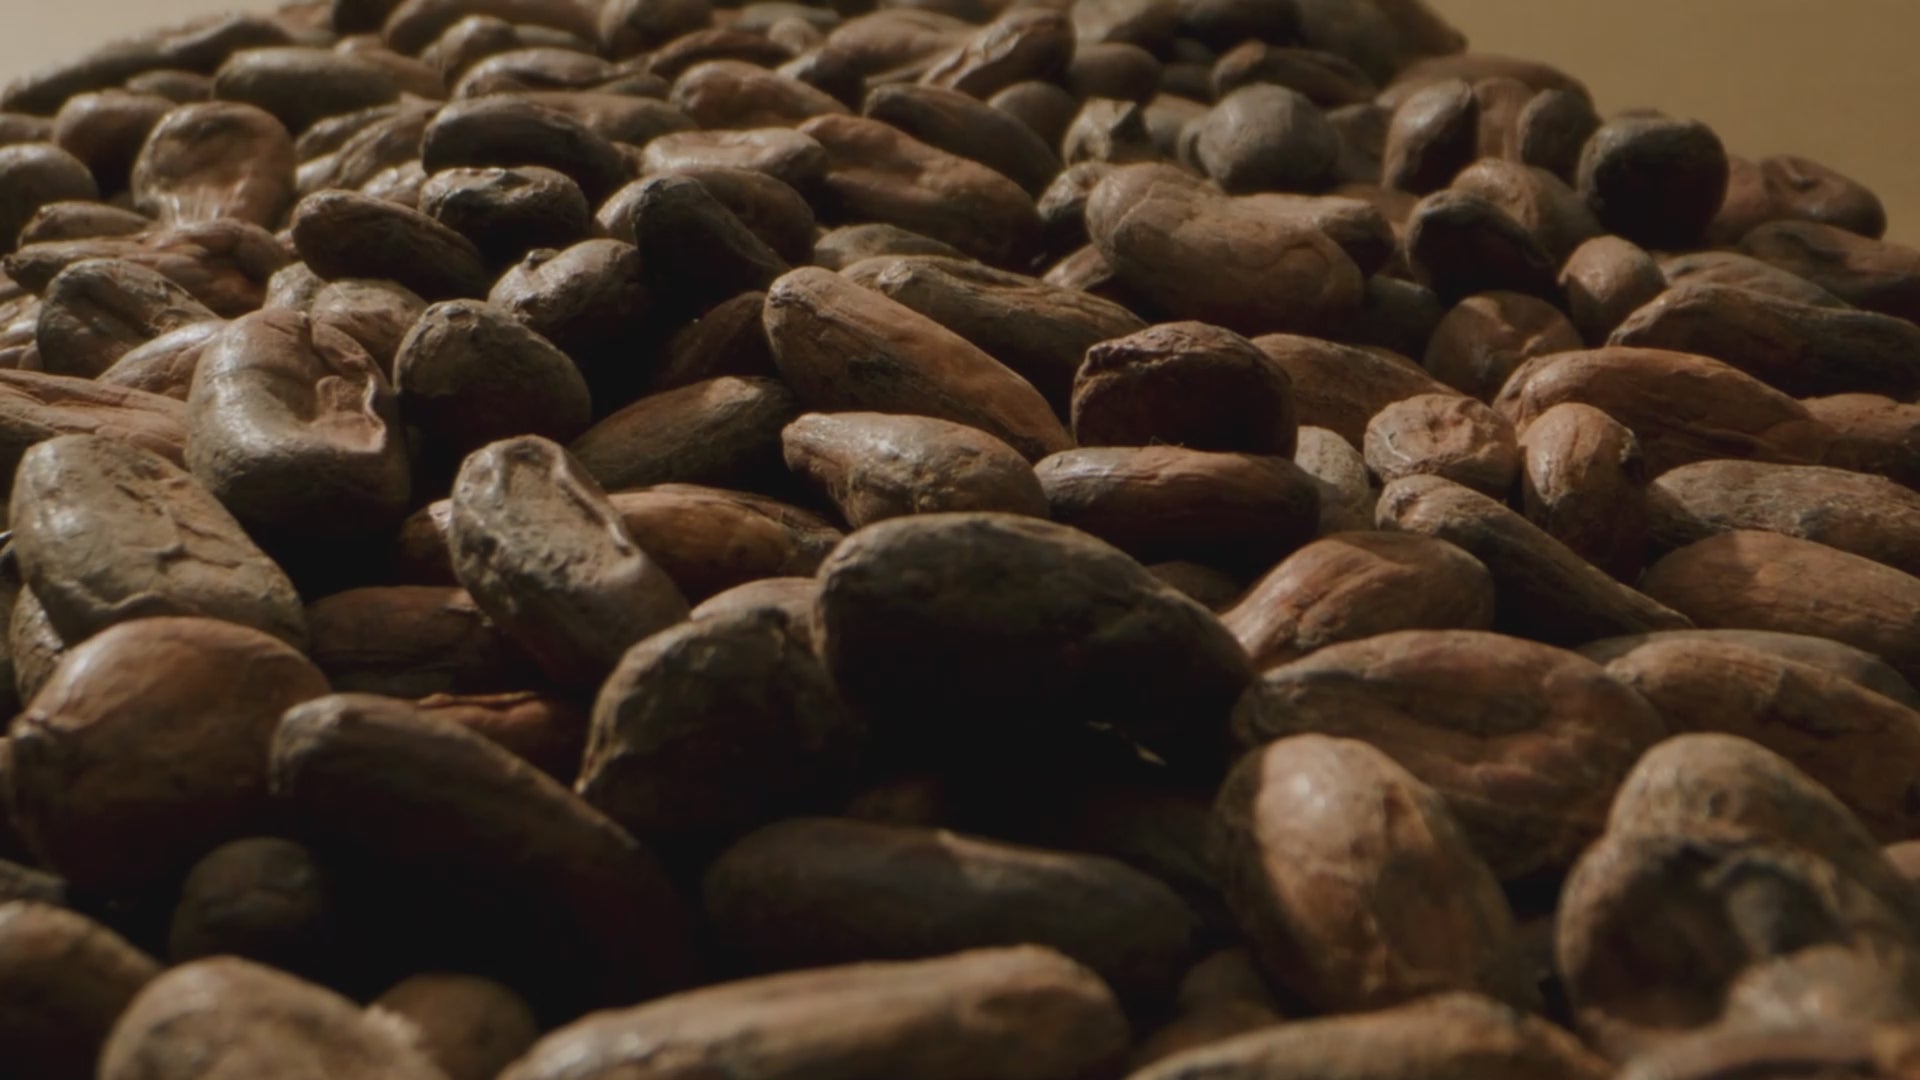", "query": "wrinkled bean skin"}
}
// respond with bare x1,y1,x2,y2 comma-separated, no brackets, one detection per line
448,435,690,689
185,308,412,539
763,268,1069,462
1222,532,1495,670
782,410,1048,527
131,101,297,228
1233,630,1666,881
11,433,307,650
1087,164,1365,337
1214,734,1541,1013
